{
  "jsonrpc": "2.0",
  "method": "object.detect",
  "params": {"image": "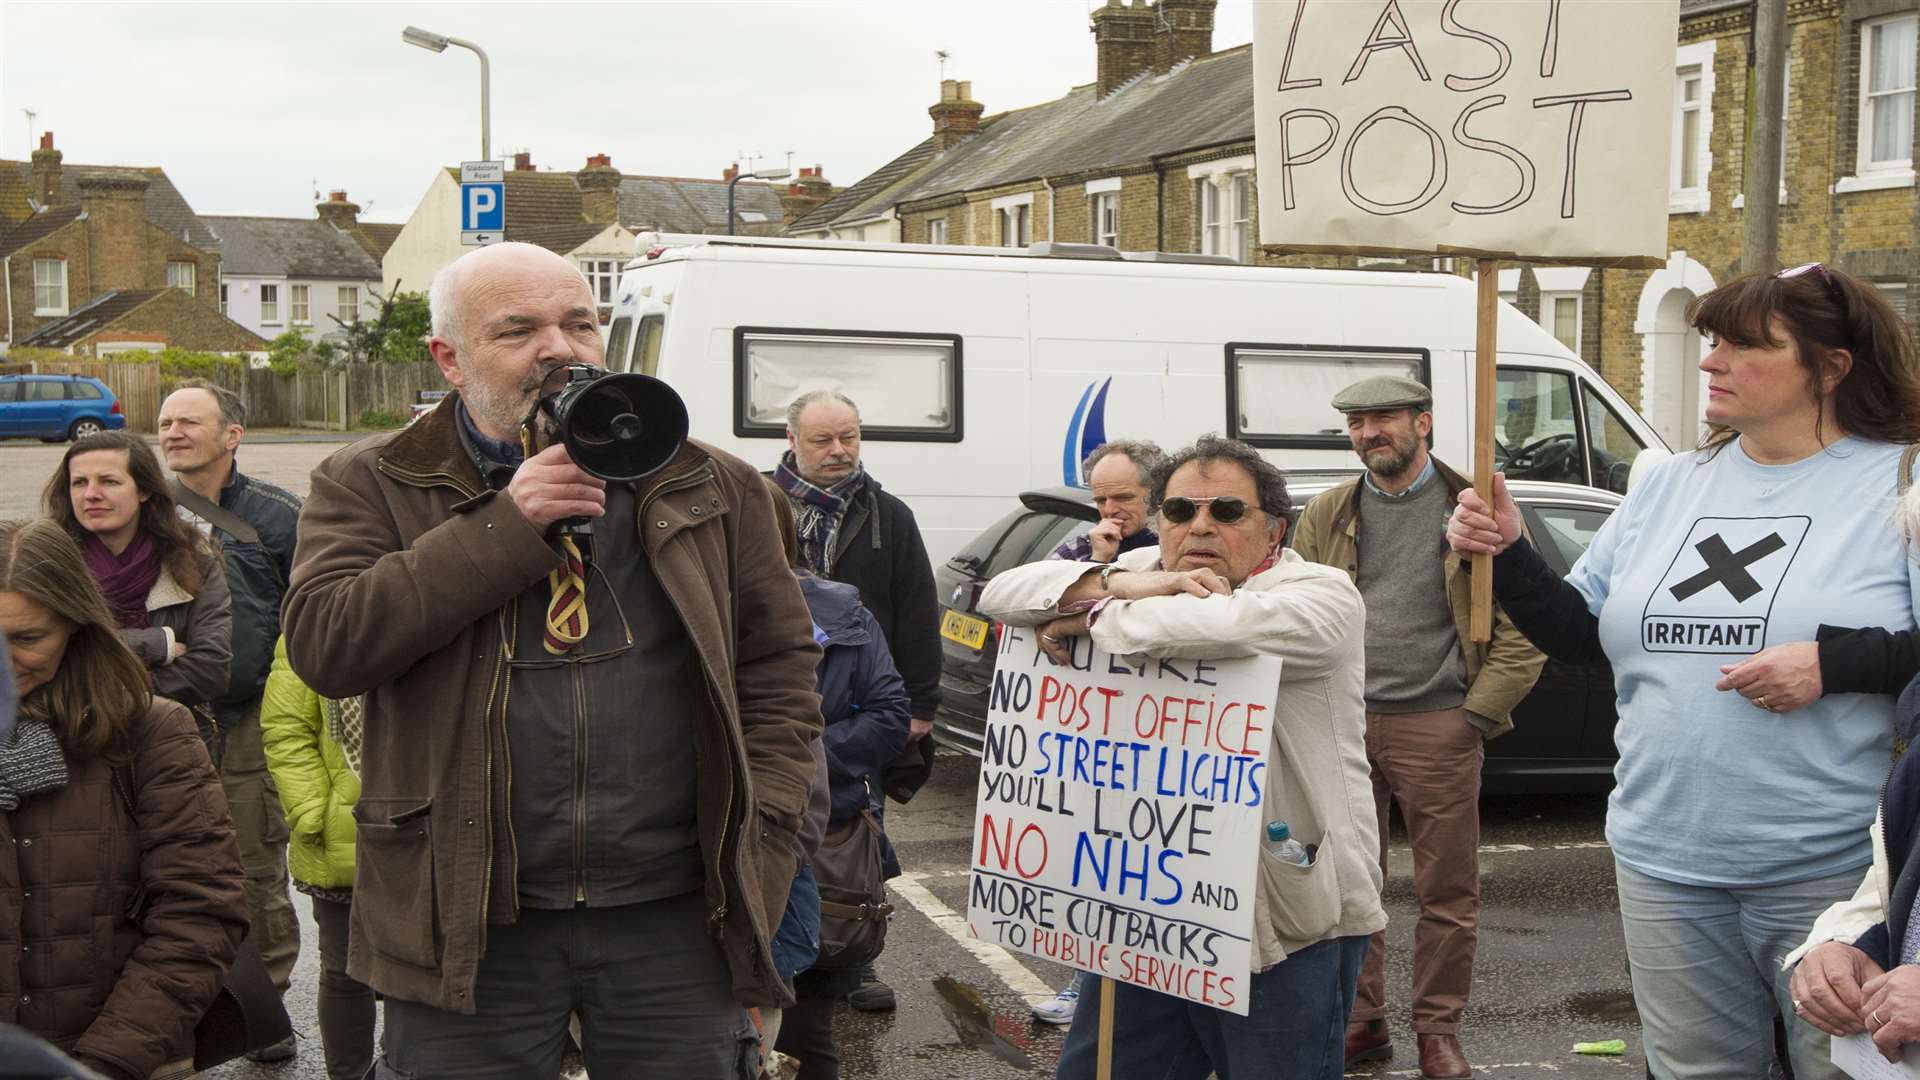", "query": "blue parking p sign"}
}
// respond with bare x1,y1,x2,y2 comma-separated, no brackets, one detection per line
459,160,504,246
